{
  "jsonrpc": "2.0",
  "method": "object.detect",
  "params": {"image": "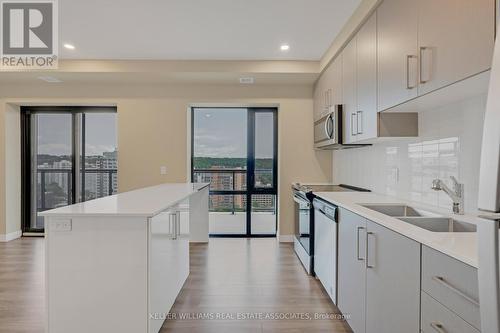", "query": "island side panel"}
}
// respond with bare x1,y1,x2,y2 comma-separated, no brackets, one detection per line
189,186,209,243
45,216,149,333
148,211,190,333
